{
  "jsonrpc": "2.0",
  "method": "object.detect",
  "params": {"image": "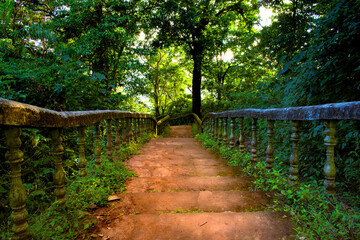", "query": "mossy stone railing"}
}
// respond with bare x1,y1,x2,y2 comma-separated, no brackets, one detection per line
199,102,360,194
156,115,170,135
0,98,165,240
